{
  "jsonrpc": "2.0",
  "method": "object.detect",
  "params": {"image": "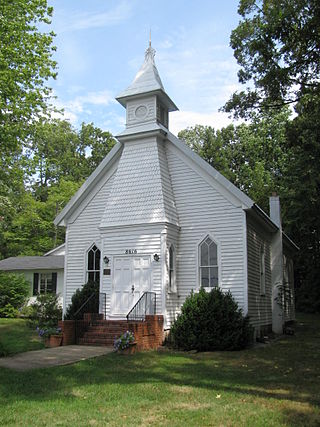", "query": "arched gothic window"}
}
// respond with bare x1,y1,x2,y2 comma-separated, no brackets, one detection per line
199,236,218,288
87,245,101,283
